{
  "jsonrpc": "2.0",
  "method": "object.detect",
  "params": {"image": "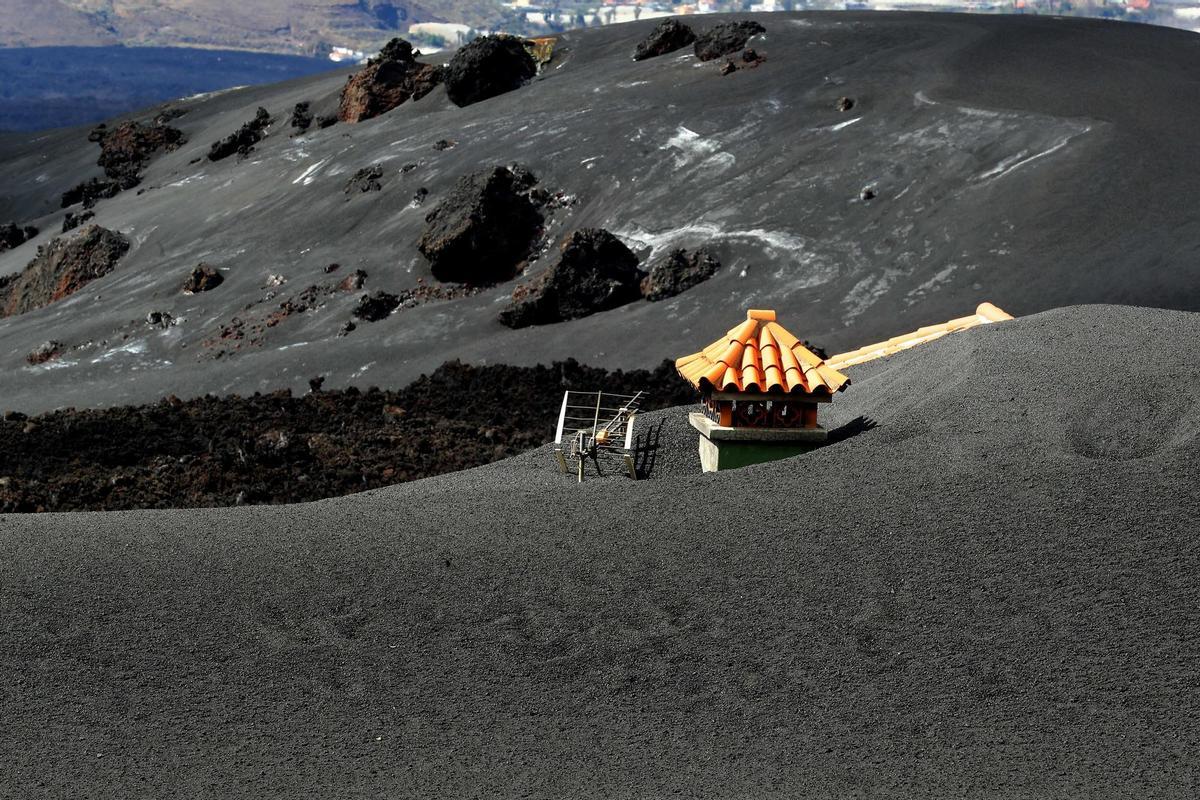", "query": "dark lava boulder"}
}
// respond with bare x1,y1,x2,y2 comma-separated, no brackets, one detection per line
444,35,536,108
354,291,401,322
182,264,224,294
95,120,186,187
60,119,184,208
61,211,94,233
345,165,384,193
290,101,314,133
0,223,37,253
0,225,130,318
633,19,696,61
640,247,721,301
694,21,767,62
25,341,65,366
417,166,542,285
500,229,645,328
208,108,272,162
338,38,444,123
60,178,122,209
